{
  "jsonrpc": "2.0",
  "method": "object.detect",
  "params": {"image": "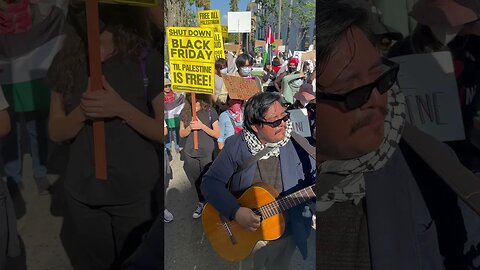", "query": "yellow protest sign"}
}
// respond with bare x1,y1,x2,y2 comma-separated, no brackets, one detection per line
167,27,215,94
212,32,225,60
222,25,228,39
198,10,225,60
100,0,157,6
198,10,221,32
